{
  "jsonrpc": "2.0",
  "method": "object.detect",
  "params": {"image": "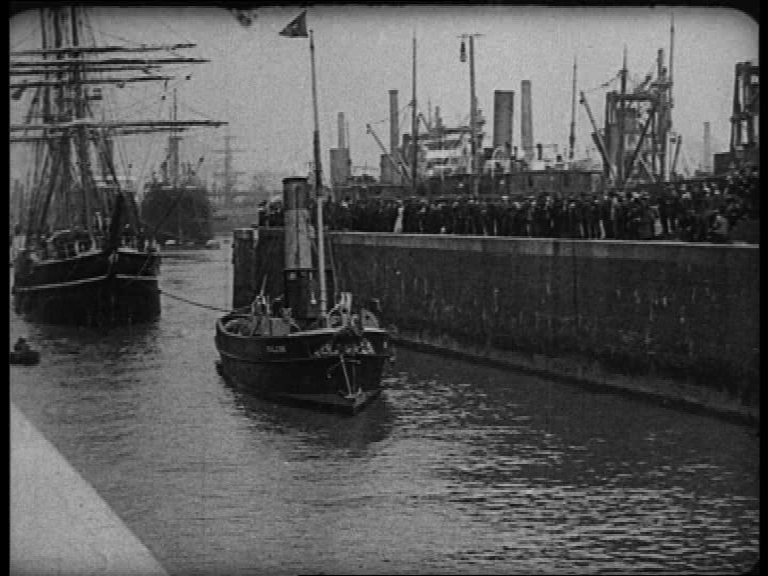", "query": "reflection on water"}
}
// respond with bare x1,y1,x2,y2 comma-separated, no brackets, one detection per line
10,241,759,575
223,378,397,456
